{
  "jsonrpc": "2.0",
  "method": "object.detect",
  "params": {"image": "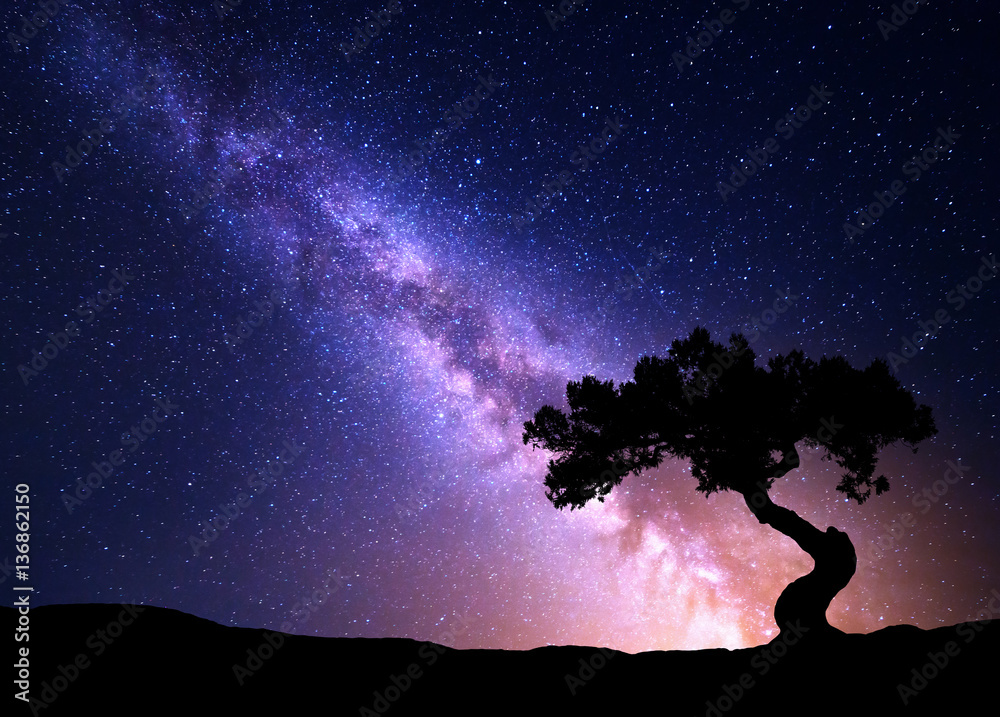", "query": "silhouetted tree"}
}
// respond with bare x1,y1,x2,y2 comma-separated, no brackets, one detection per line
522,327,937,638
